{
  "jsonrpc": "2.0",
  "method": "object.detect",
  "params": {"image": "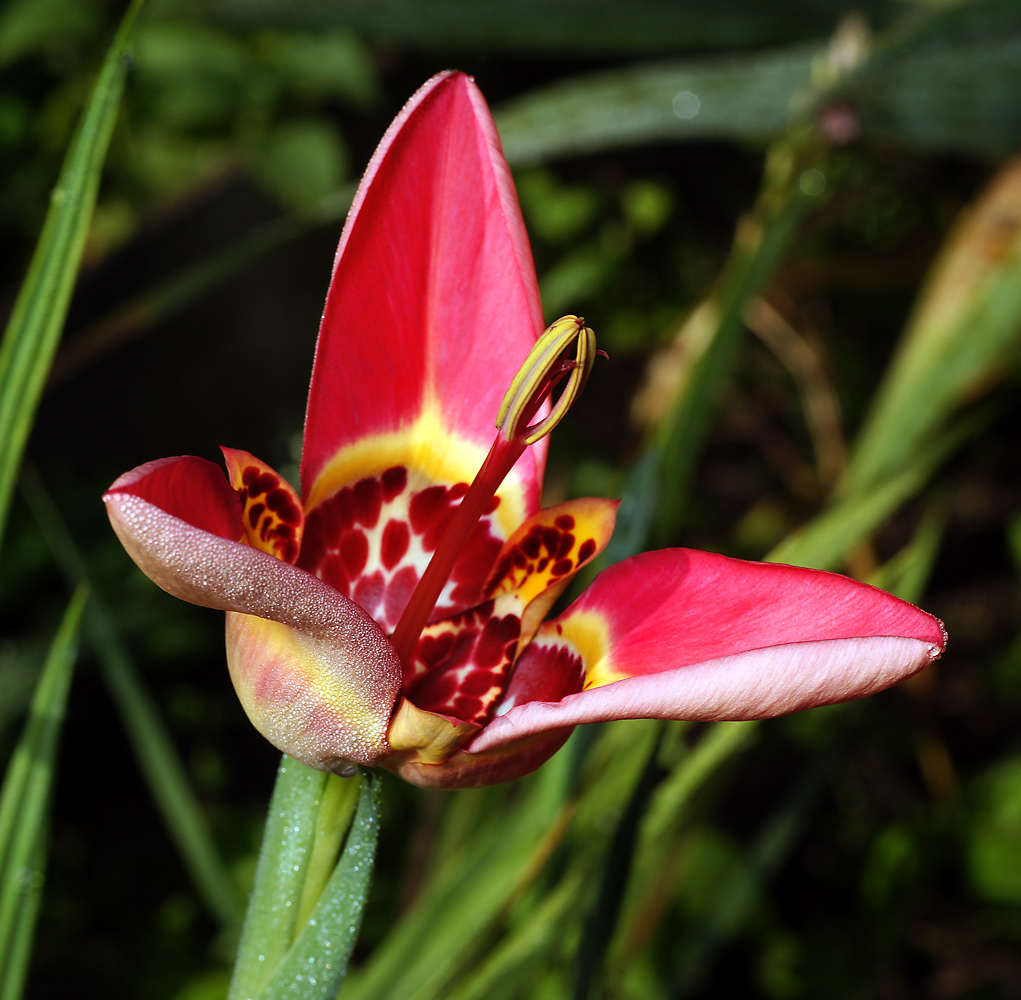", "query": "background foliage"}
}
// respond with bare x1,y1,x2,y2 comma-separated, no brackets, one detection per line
2,0,1020,996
